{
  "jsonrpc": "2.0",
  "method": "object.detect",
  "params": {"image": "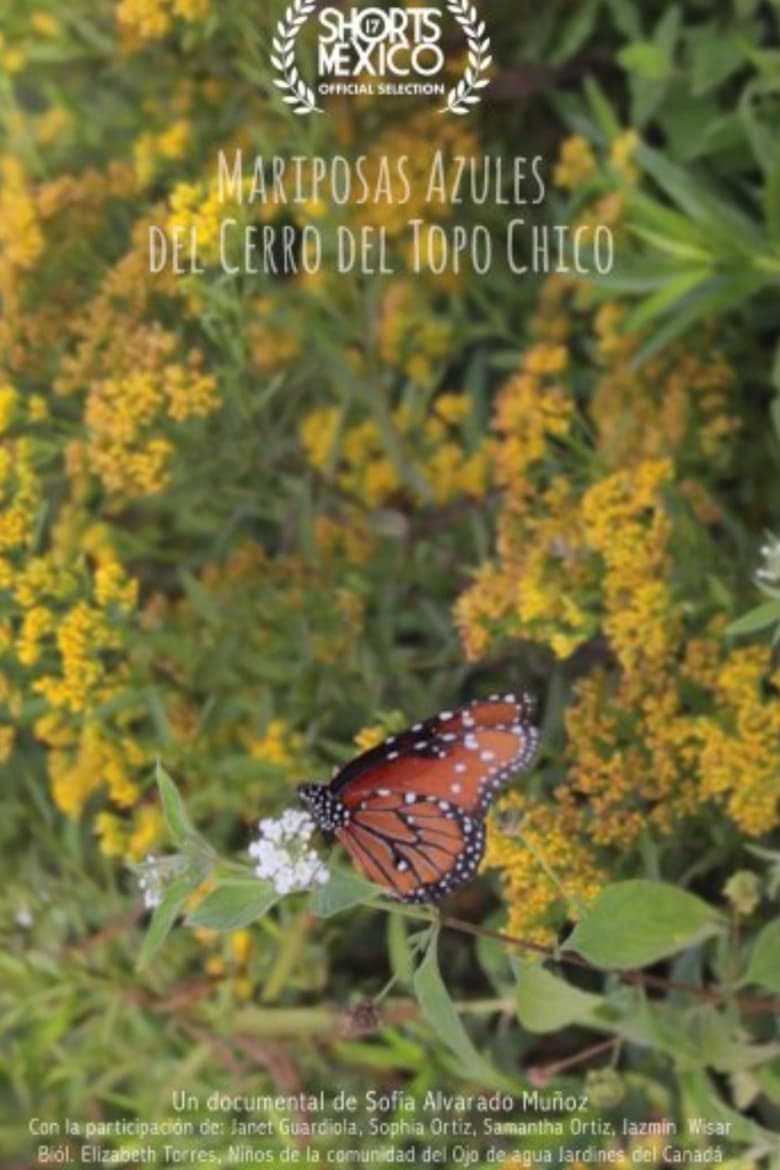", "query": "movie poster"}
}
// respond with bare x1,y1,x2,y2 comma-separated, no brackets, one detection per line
2,1,779,1168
